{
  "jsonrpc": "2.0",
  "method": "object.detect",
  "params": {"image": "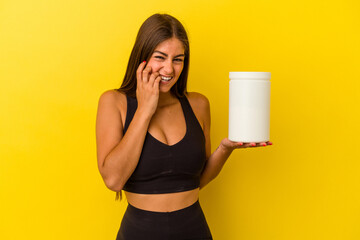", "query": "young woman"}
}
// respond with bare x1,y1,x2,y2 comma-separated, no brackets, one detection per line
96,13,271,240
